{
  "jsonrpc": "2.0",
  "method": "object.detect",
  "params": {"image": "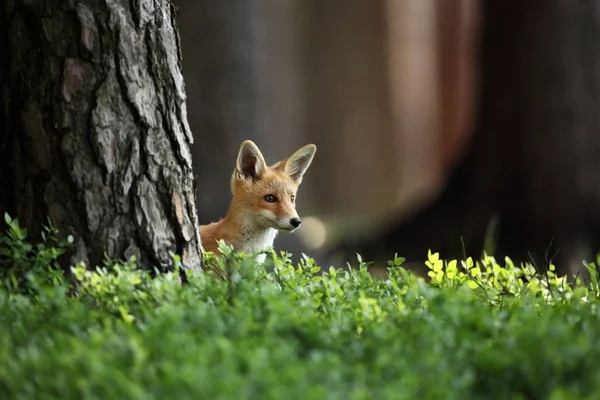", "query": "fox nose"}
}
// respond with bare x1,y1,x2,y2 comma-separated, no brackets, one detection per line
290,217,302,228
